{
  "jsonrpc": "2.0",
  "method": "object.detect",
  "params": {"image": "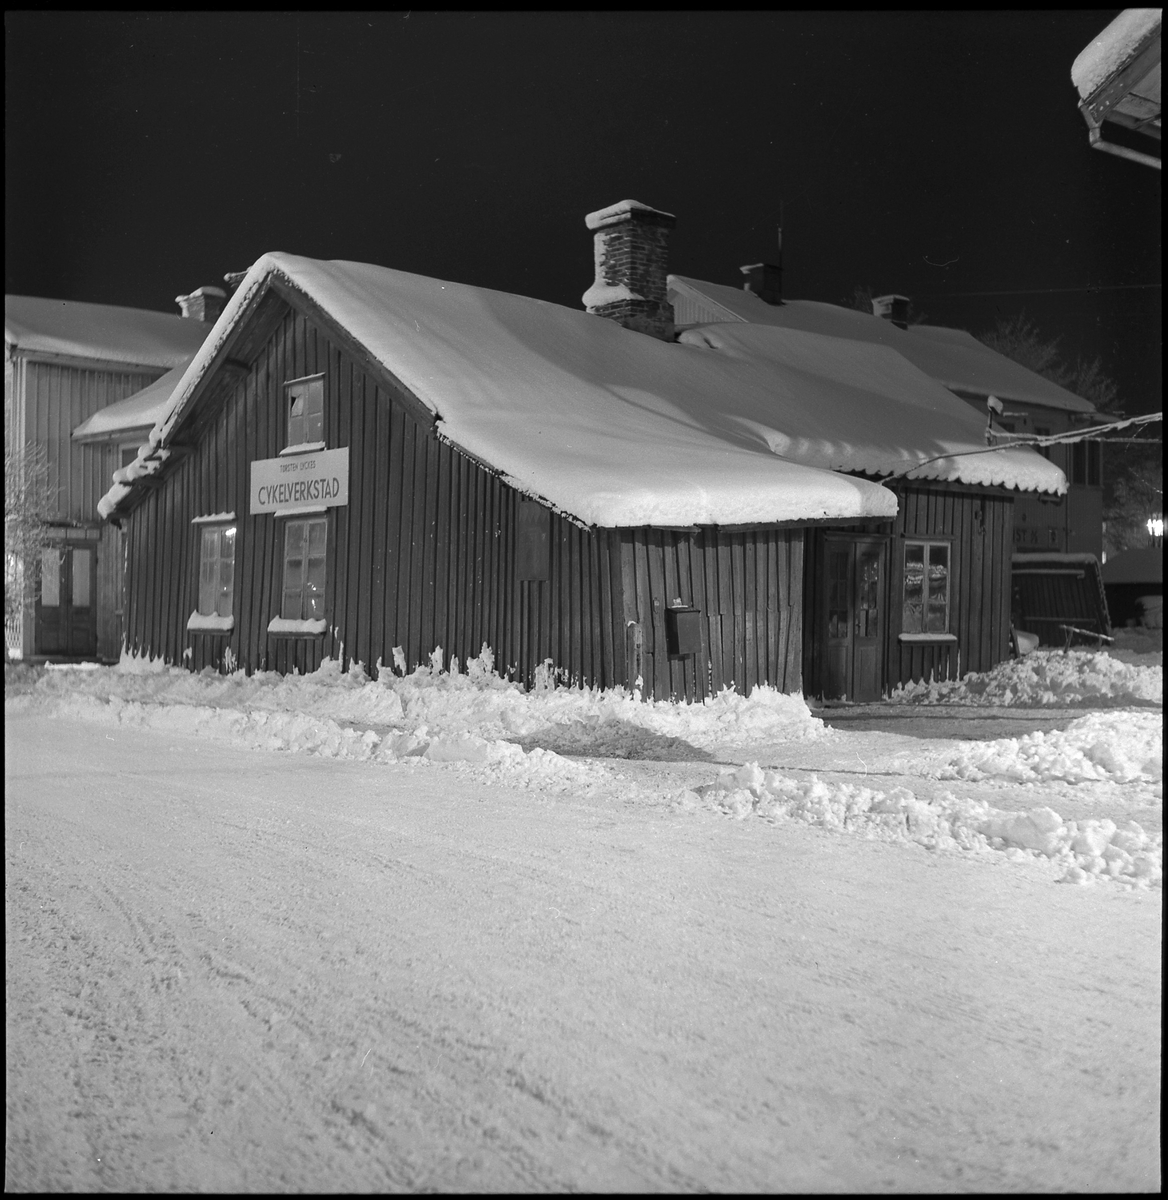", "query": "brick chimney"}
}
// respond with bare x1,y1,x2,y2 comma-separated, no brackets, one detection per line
740,262,783,306
583,200,676,341
175,285,228,324
872,293,910,329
